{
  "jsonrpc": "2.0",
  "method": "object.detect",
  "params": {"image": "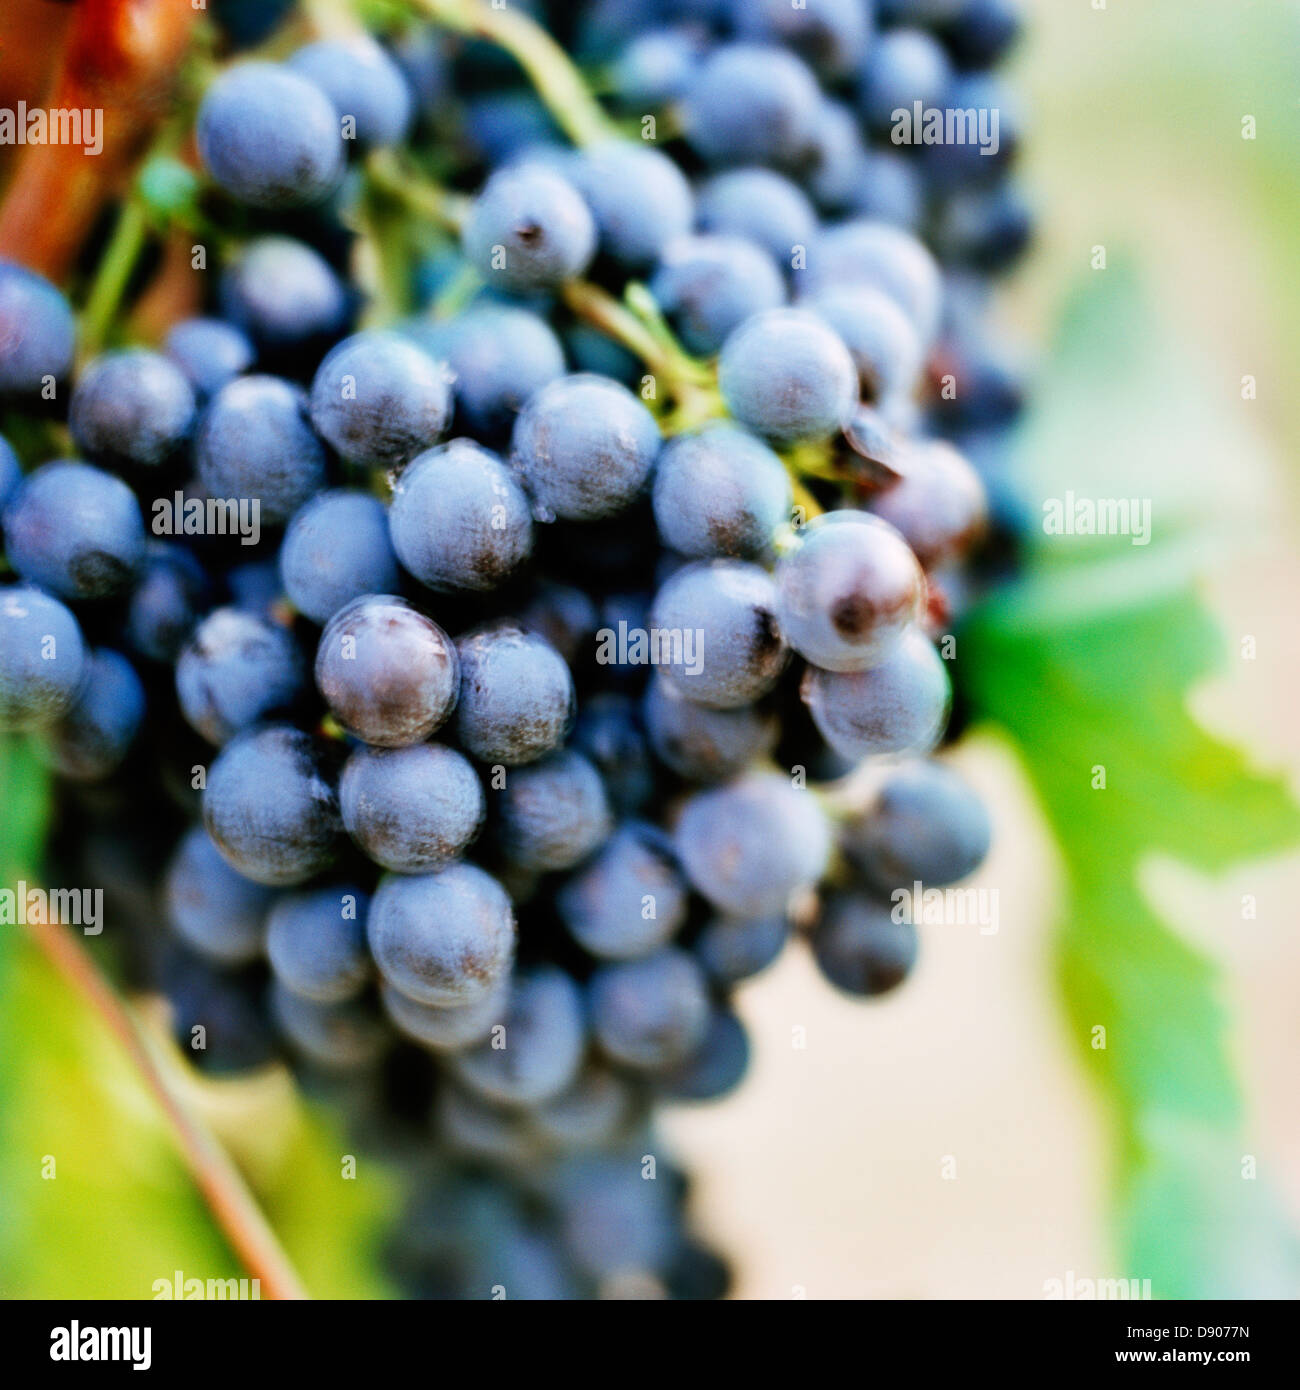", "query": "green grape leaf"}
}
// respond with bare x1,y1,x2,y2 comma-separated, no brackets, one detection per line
962,267,1300,1296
